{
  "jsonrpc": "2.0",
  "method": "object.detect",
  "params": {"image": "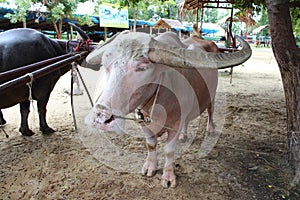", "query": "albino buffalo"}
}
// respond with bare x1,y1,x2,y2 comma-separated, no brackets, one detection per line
84,31,251,188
